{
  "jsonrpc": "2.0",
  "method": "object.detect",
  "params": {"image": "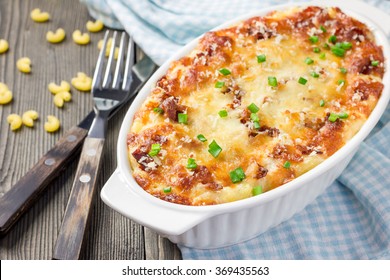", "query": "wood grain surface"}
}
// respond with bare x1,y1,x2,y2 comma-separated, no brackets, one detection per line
0,0,181,260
